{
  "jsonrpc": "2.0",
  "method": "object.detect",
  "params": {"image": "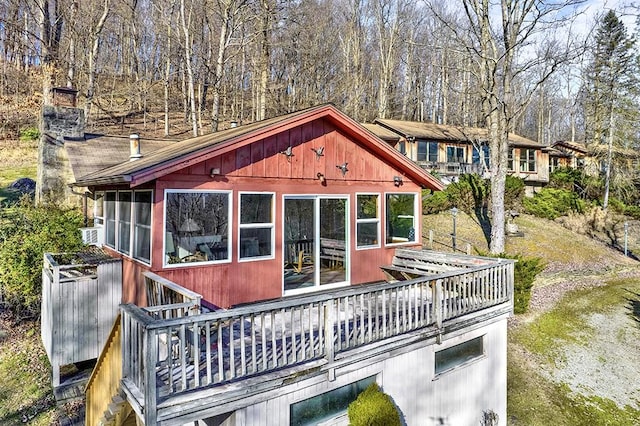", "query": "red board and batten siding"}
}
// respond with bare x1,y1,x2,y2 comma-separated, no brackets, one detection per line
120,117,425,309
